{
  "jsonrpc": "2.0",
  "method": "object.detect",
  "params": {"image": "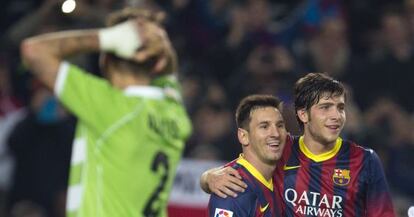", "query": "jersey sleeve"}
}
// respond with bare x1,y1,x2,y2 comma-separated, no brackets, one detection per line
208,193,253,217
54,62,135,133
365,150,396,217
